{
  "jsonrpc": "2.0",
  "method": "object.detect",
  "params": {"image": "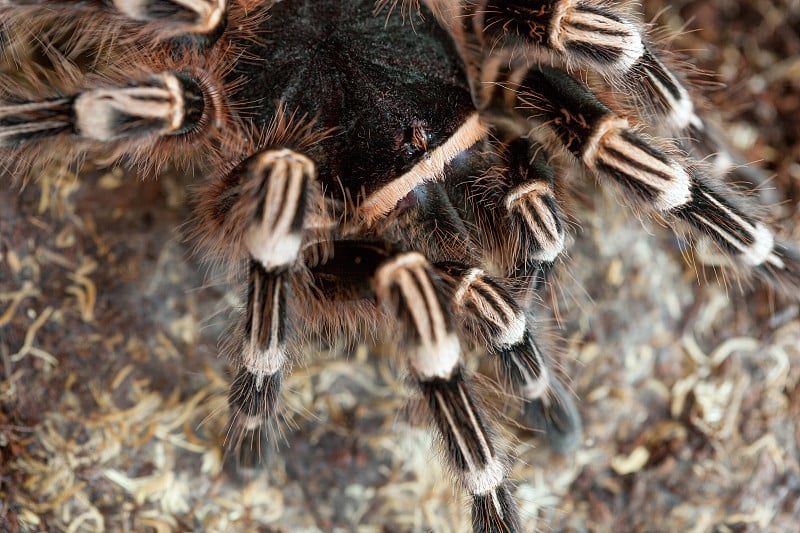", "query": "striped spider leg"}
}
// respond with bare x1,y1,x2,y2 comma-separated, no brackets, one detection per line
504,65,800,292
467,1,715,153
374,252,521,532
4,1,797,531
0,70,206,152
457,0,800,290
335,111,582,530
0,0,228,43
443,134,582,452
437,261,582,452
192,146,320,468
304,239,536,532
